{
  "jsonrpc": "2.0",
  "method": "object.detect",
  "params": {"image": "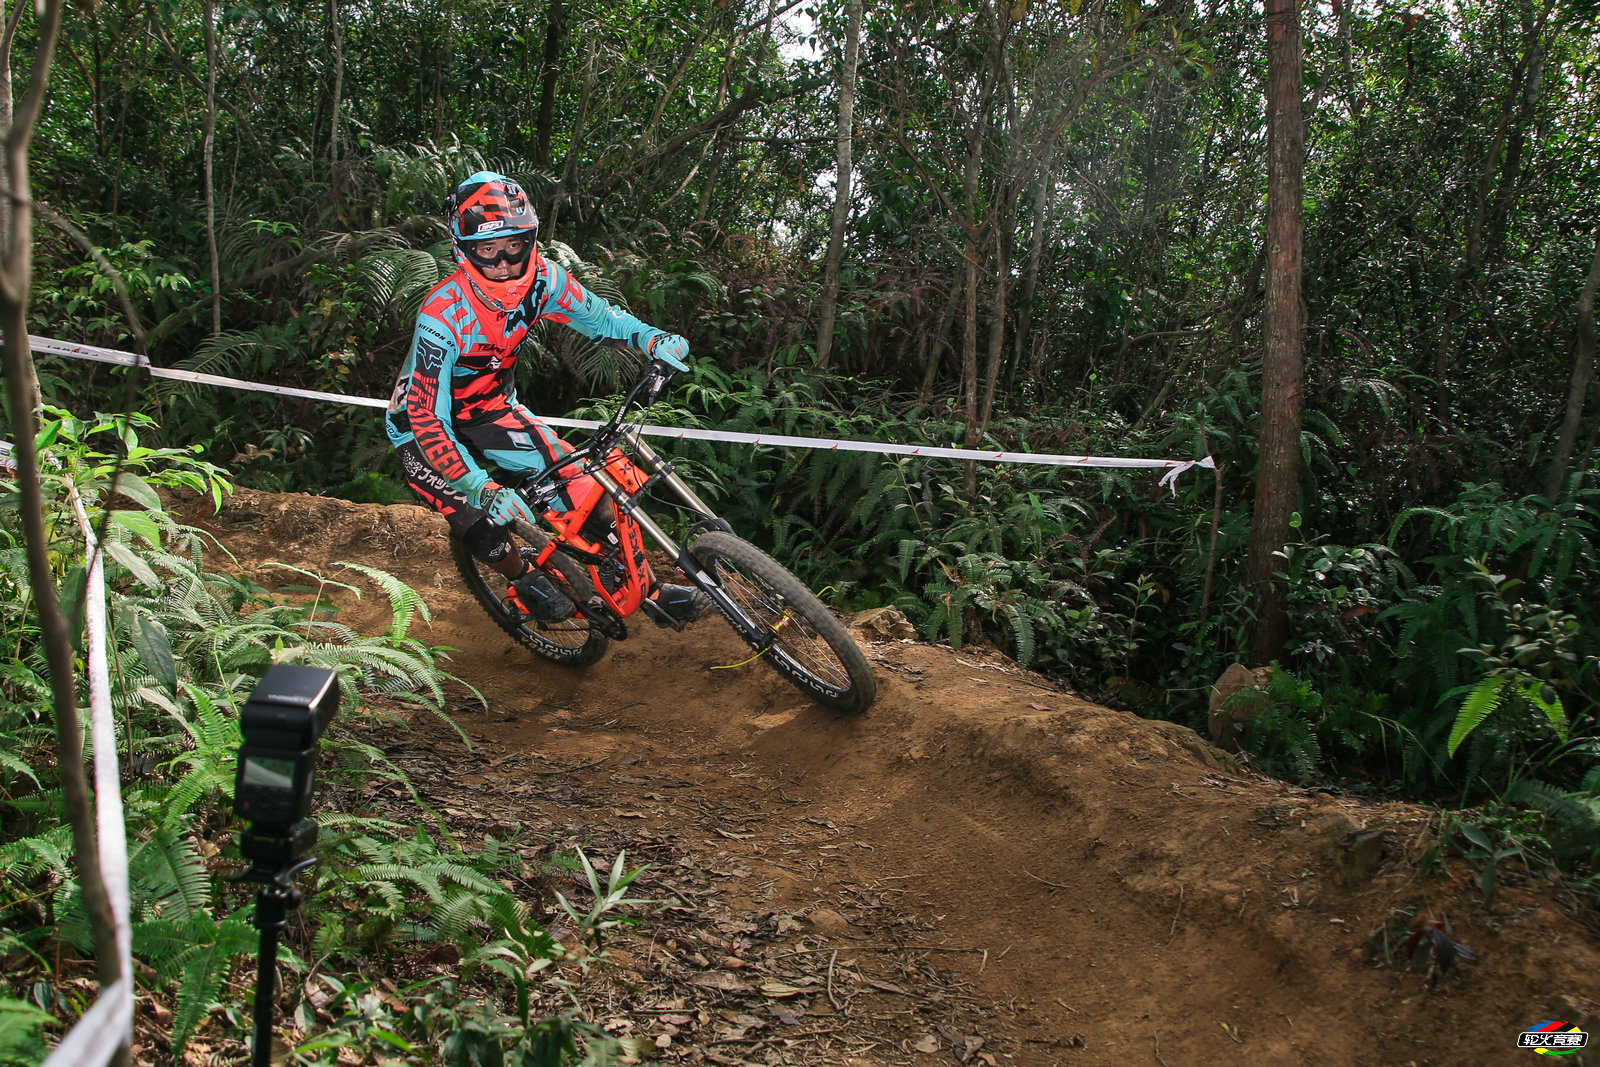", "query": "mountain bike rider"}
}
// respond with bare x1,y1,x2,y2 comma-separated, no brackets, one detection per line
385,170,710,627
